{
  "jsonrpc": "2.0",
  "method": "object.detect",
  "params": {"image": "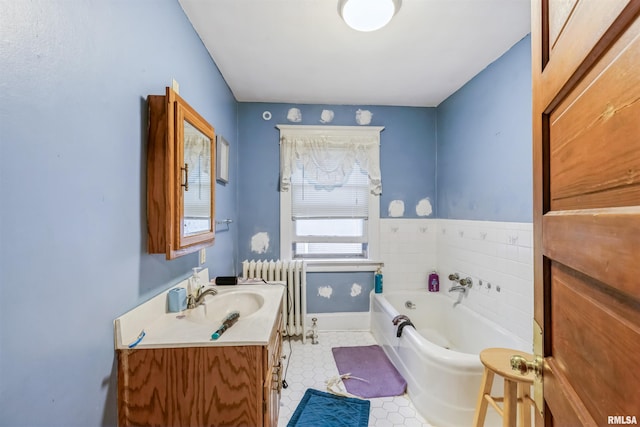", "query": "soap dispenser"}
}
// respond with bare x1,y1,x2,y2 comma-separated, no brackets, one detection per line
188,267,203,298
